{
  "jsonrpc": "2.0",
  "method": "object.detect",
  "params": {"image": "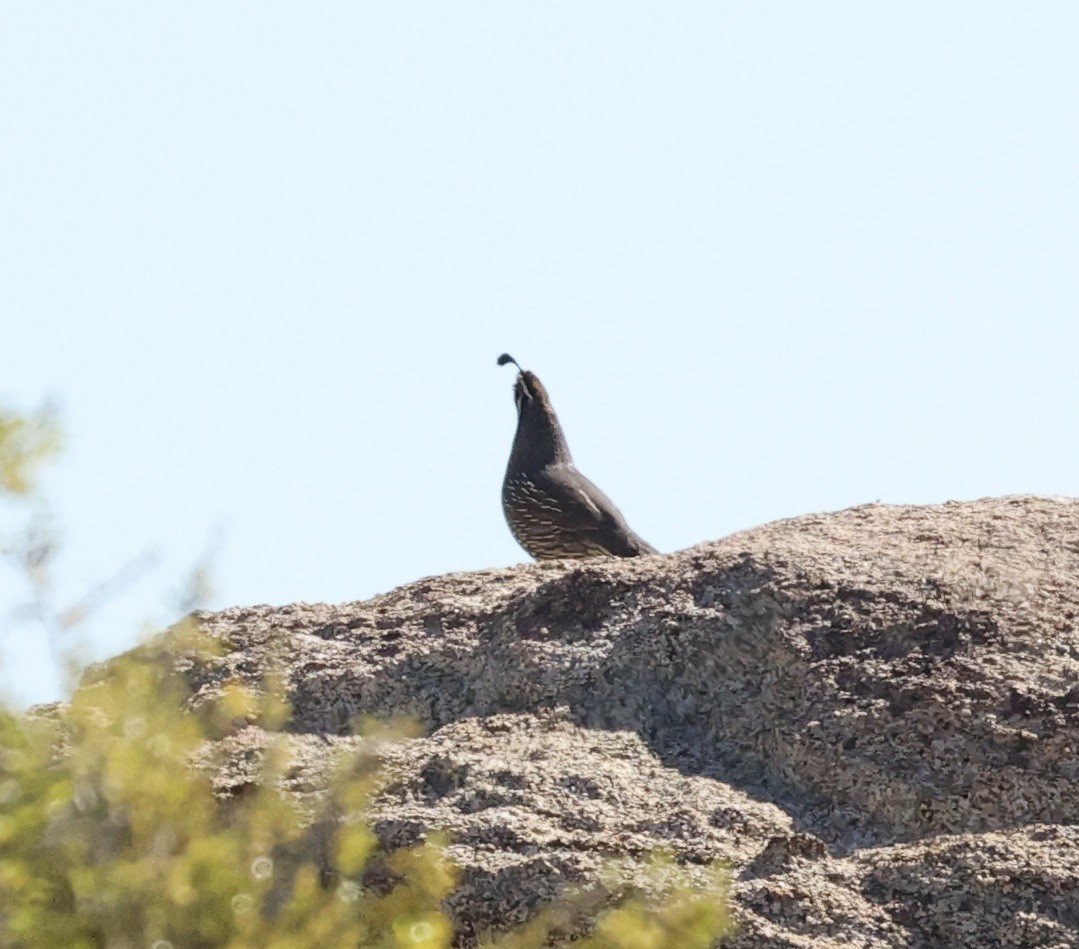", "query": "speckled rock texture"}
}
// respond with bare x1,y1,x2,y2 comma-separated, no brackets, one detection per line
178,496,1079,947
